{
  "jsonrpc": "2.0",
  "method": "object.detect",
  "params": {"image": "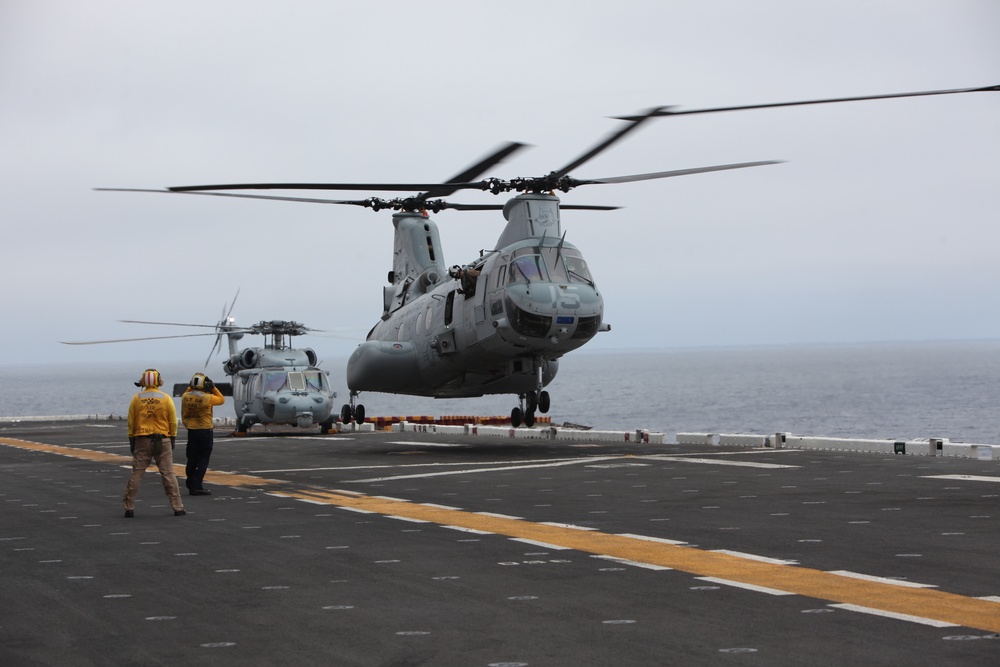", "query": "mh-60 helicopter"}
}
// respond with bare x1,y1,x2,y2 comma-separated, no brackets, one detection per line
62,296,339,434
100,84,997,427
